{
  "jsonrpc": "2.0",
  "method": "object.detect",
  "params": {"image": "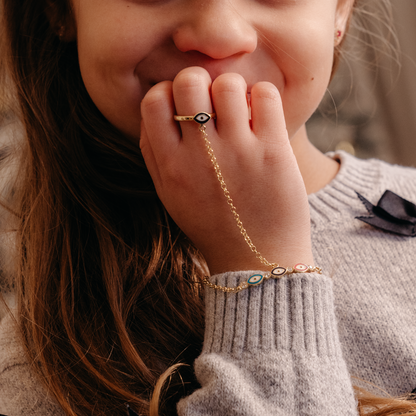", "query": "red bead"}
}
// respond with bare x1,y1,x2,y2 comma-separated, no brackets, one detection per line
294,263,308,273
